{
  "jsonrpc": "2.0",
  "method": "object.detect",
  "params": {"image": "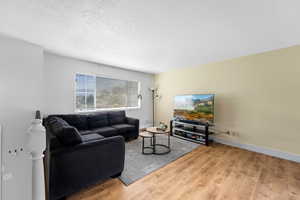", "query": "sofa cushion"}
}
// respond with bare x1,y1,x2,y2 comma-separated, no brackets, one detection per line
79,130,94,135
92,127,118,137
108,111,126,125
81,134,104,142
60,114,88,130
111,124,135,134
88,112,109,129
